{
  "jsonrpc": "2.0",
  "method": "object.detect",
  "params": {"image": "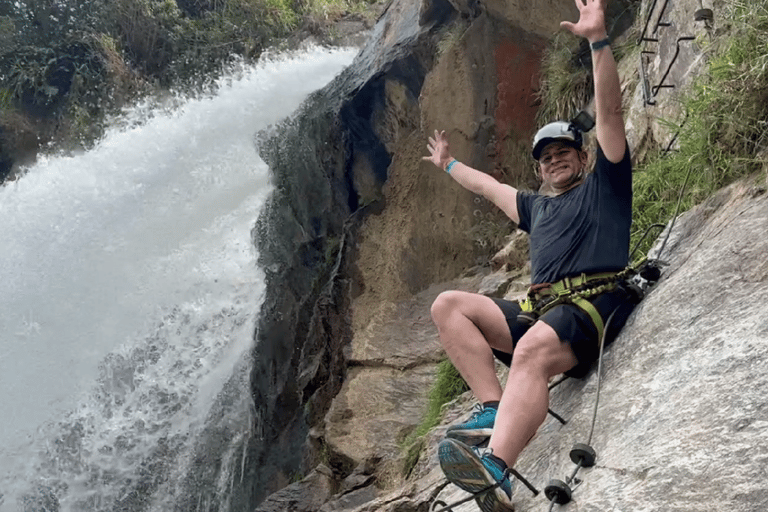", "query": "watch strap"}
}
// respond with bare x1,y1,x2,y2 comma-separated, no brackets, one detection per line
590,37,611,51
